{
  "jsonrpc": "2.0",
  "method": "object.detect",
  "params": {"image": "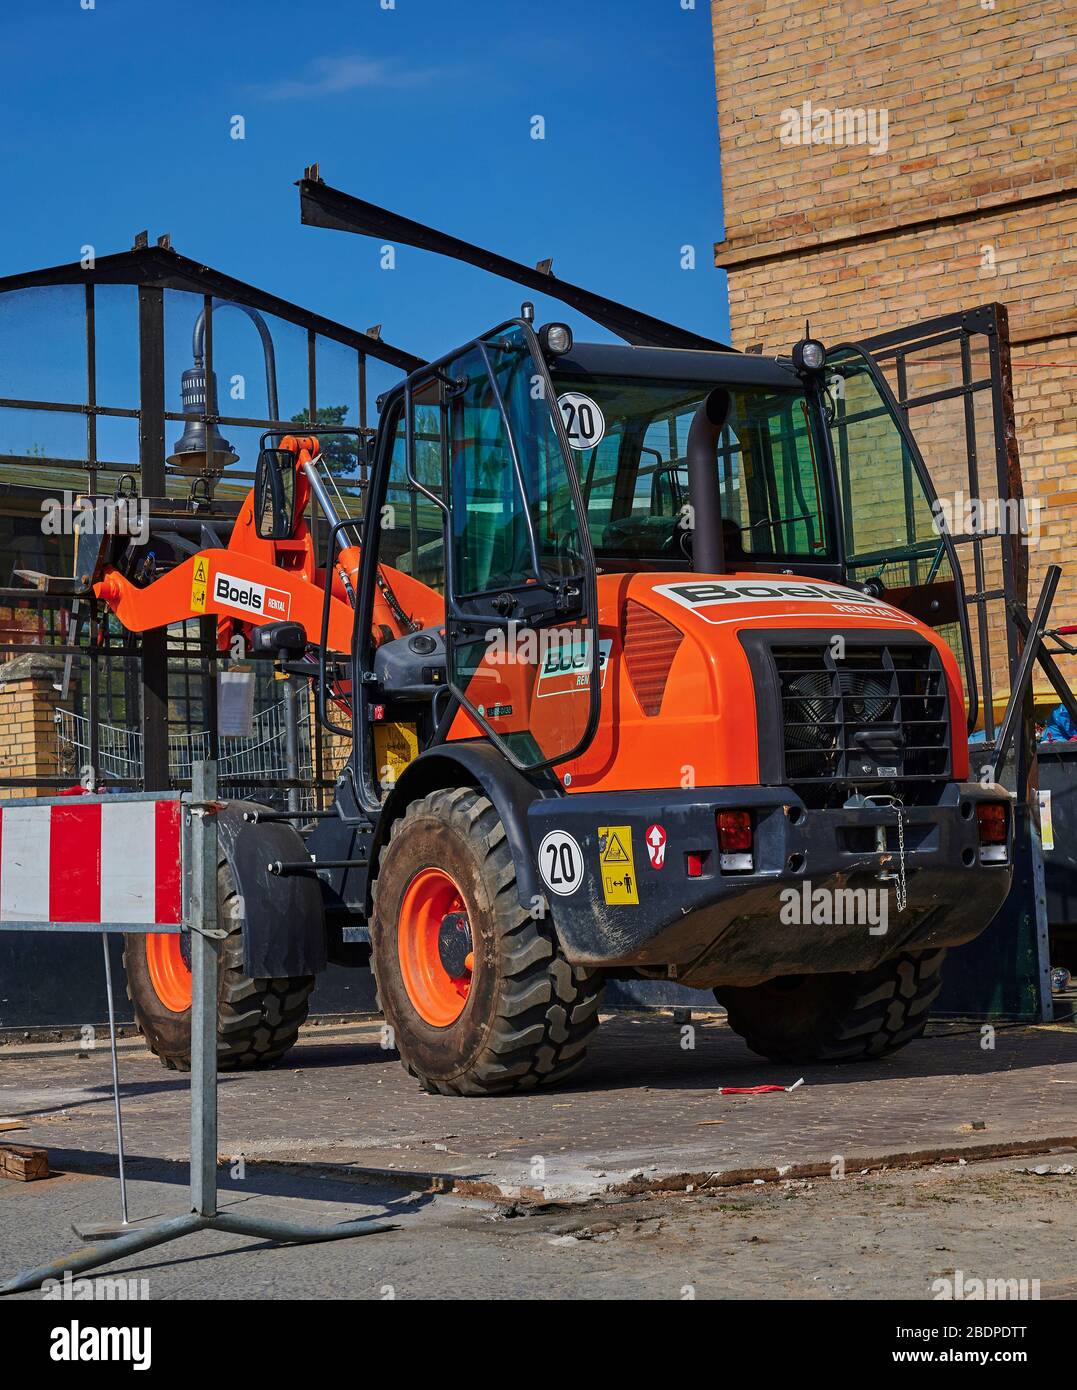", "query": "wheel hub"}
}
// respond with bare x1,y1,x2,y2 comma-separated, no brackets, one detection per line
397,867,475,1028
437,911,472,978
145,931,193,1013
